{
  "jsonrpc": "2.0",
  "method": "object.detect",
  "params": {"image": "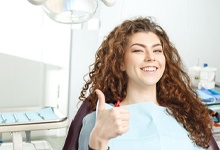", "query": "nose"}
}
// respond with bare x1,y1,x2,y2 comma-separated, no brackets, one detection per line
144,51,155,62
